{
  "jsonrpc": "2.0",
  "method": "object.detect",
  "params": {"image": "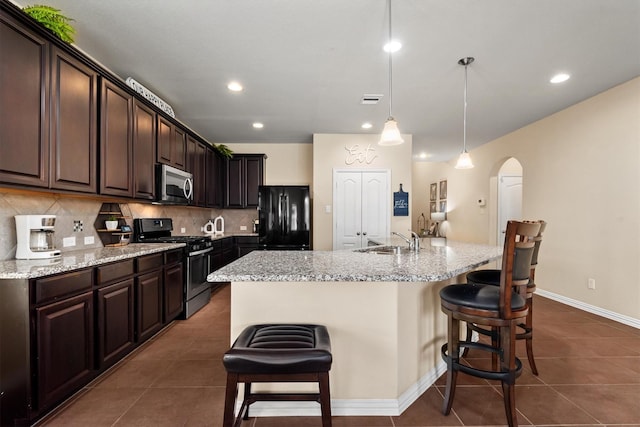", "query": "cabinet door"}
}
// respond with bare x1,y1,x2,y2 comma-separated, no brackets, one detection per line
36,291,93,410
244,155,264,208
50,47,97,193
133,100,156,200
206,148,224,208
100,79,133,197
0,14,49,188
136,270,163,343
195,143,207,206
225,157,244,208
173,126,186,169
164,262,184,322
157,116,173,165
96,278,135,369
